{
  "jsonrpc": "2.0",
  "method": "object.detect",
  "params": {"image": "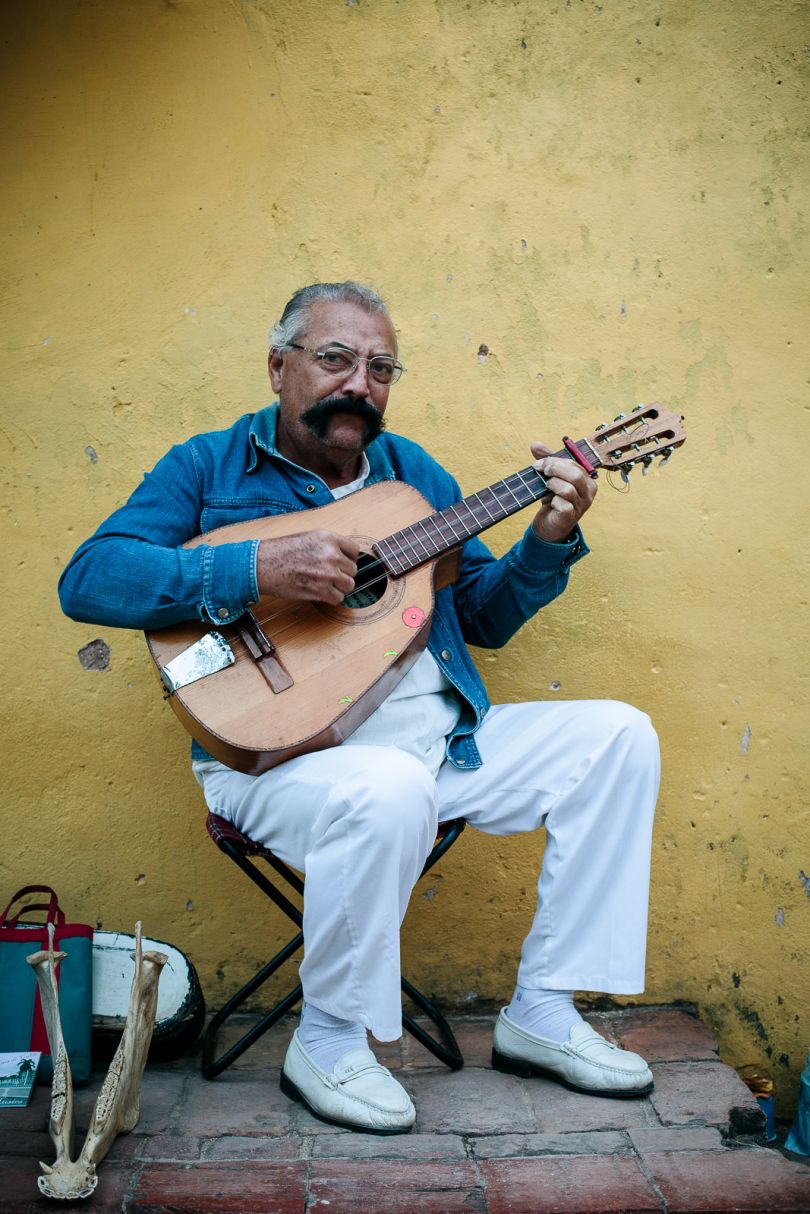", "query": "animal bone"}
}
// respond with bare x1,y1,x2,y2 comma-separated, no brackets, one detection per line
27,921,167,1201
